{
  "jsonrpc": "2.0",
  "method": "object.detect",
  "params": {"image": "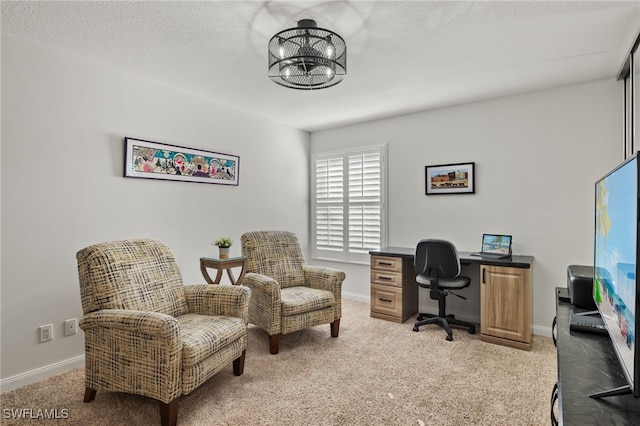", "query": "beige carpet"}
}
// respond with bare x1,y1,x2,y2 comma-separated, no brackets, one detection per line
1,299,556,425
